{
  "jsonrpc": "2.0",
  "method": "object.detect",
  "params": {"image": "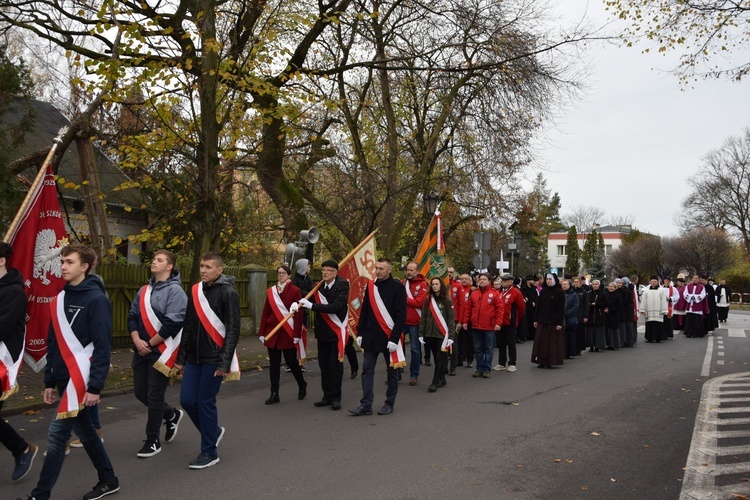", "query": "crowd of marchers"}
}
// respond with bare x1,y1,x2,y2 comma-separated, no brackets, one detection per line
0,238,735,500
